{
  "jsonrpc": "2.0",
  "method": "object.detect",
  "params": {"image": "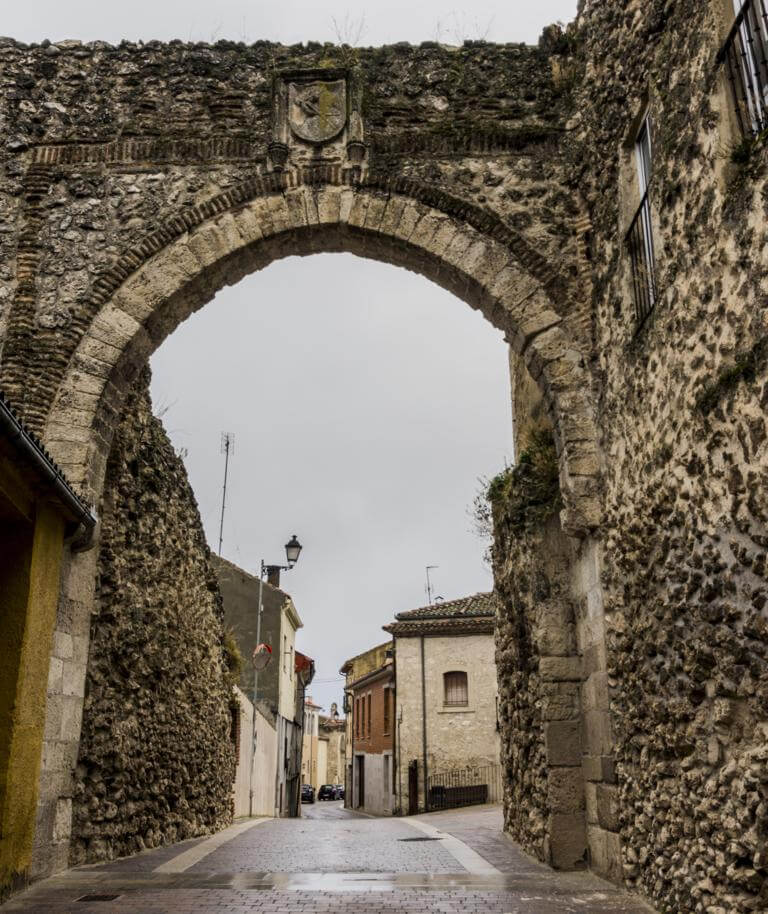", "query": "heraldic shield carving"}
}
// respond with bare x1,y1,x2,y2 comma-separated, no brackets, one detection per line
288,79,347,143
